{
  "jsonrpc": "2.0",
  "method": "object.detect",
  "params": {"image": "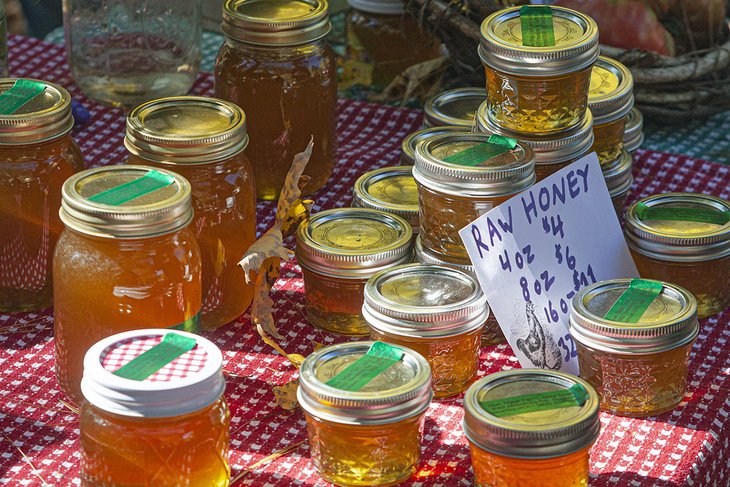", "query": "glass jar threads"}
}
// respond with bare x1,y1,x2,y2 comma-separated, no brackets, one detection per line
463,370,600,487
0,78,83,312
80,329,229,486
624,193,730,318
623,107,644,154
124,96,257,330
602,149,633,216
295,208,412,335
352,166,419,234
400,125,462,166
423,88,486,128
570,279,699,417
54,166,202,404
479,5,599,134
215,0,337,200
298,341,432,486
